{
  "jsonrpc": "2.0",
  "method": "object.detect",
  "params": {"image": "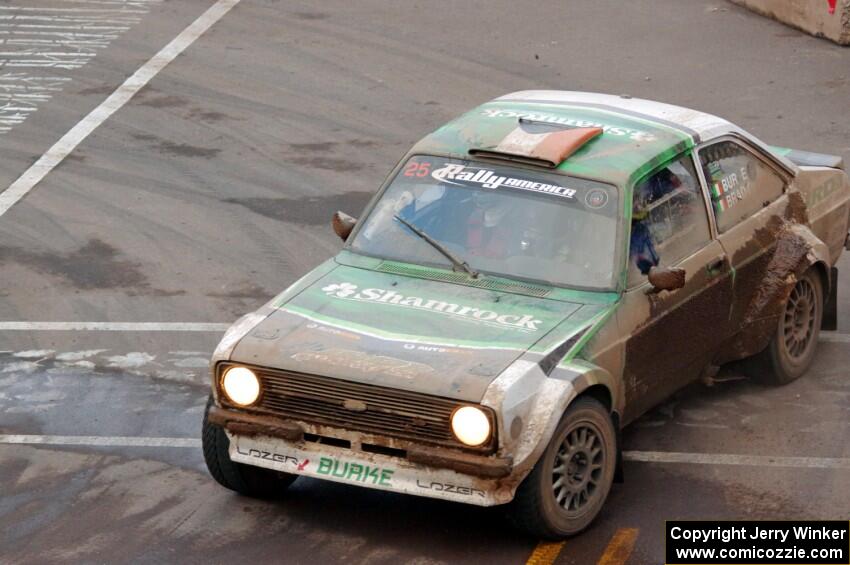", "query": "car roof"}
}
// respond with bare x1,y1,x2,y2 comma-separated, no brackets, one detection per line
409,90,791,187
